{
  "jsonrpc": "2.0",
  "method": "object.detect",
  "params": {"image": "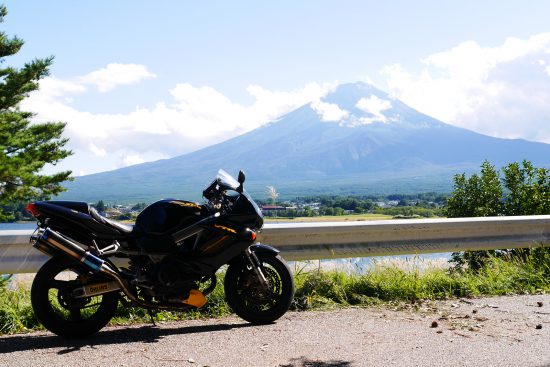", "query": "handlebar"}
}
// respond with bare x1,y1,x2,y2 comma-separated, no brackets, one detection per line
205,189,234,216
